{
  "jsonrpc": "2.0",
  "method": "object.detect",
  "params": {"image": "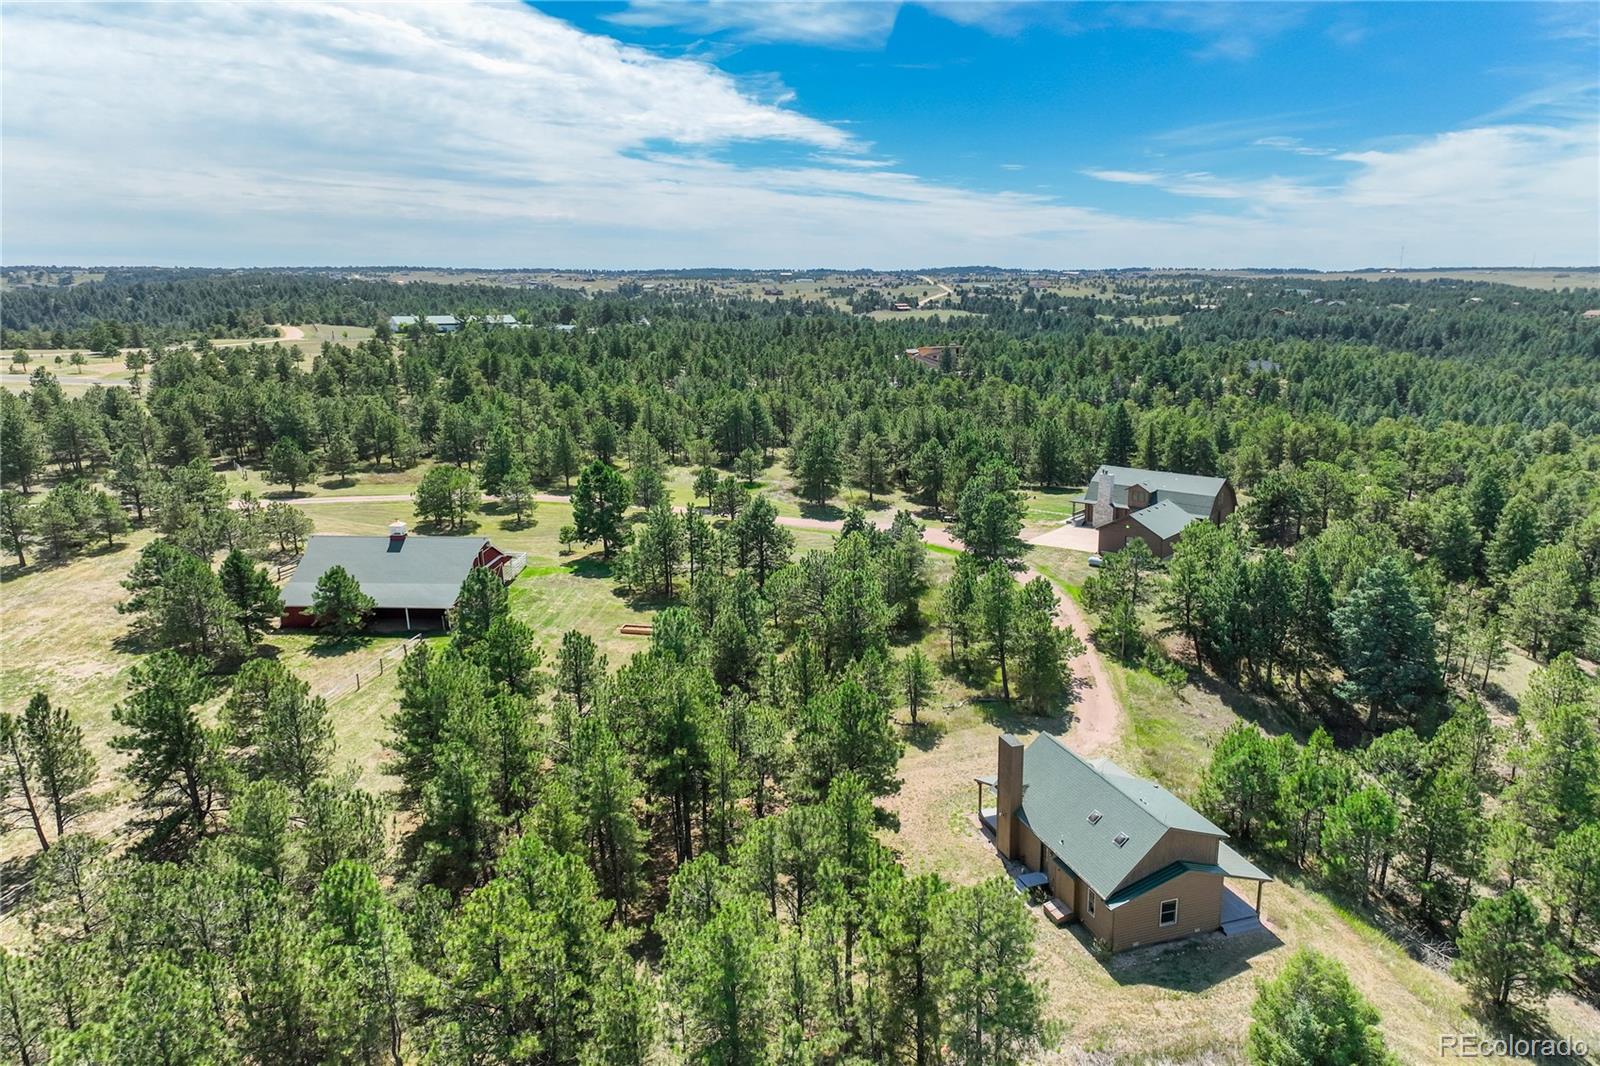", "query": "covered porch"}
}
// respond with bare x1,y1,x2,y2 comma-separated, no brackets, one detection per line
974,773,998,837
1218,841,1272,936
